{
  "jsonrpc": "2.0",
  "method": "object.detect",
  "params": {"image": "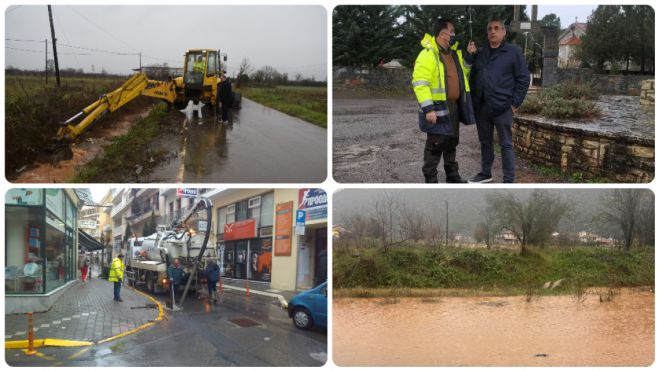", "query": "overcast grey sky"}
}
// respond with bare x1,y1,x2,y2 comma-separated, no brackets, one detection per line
534,5,597,28
5,5,327,80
